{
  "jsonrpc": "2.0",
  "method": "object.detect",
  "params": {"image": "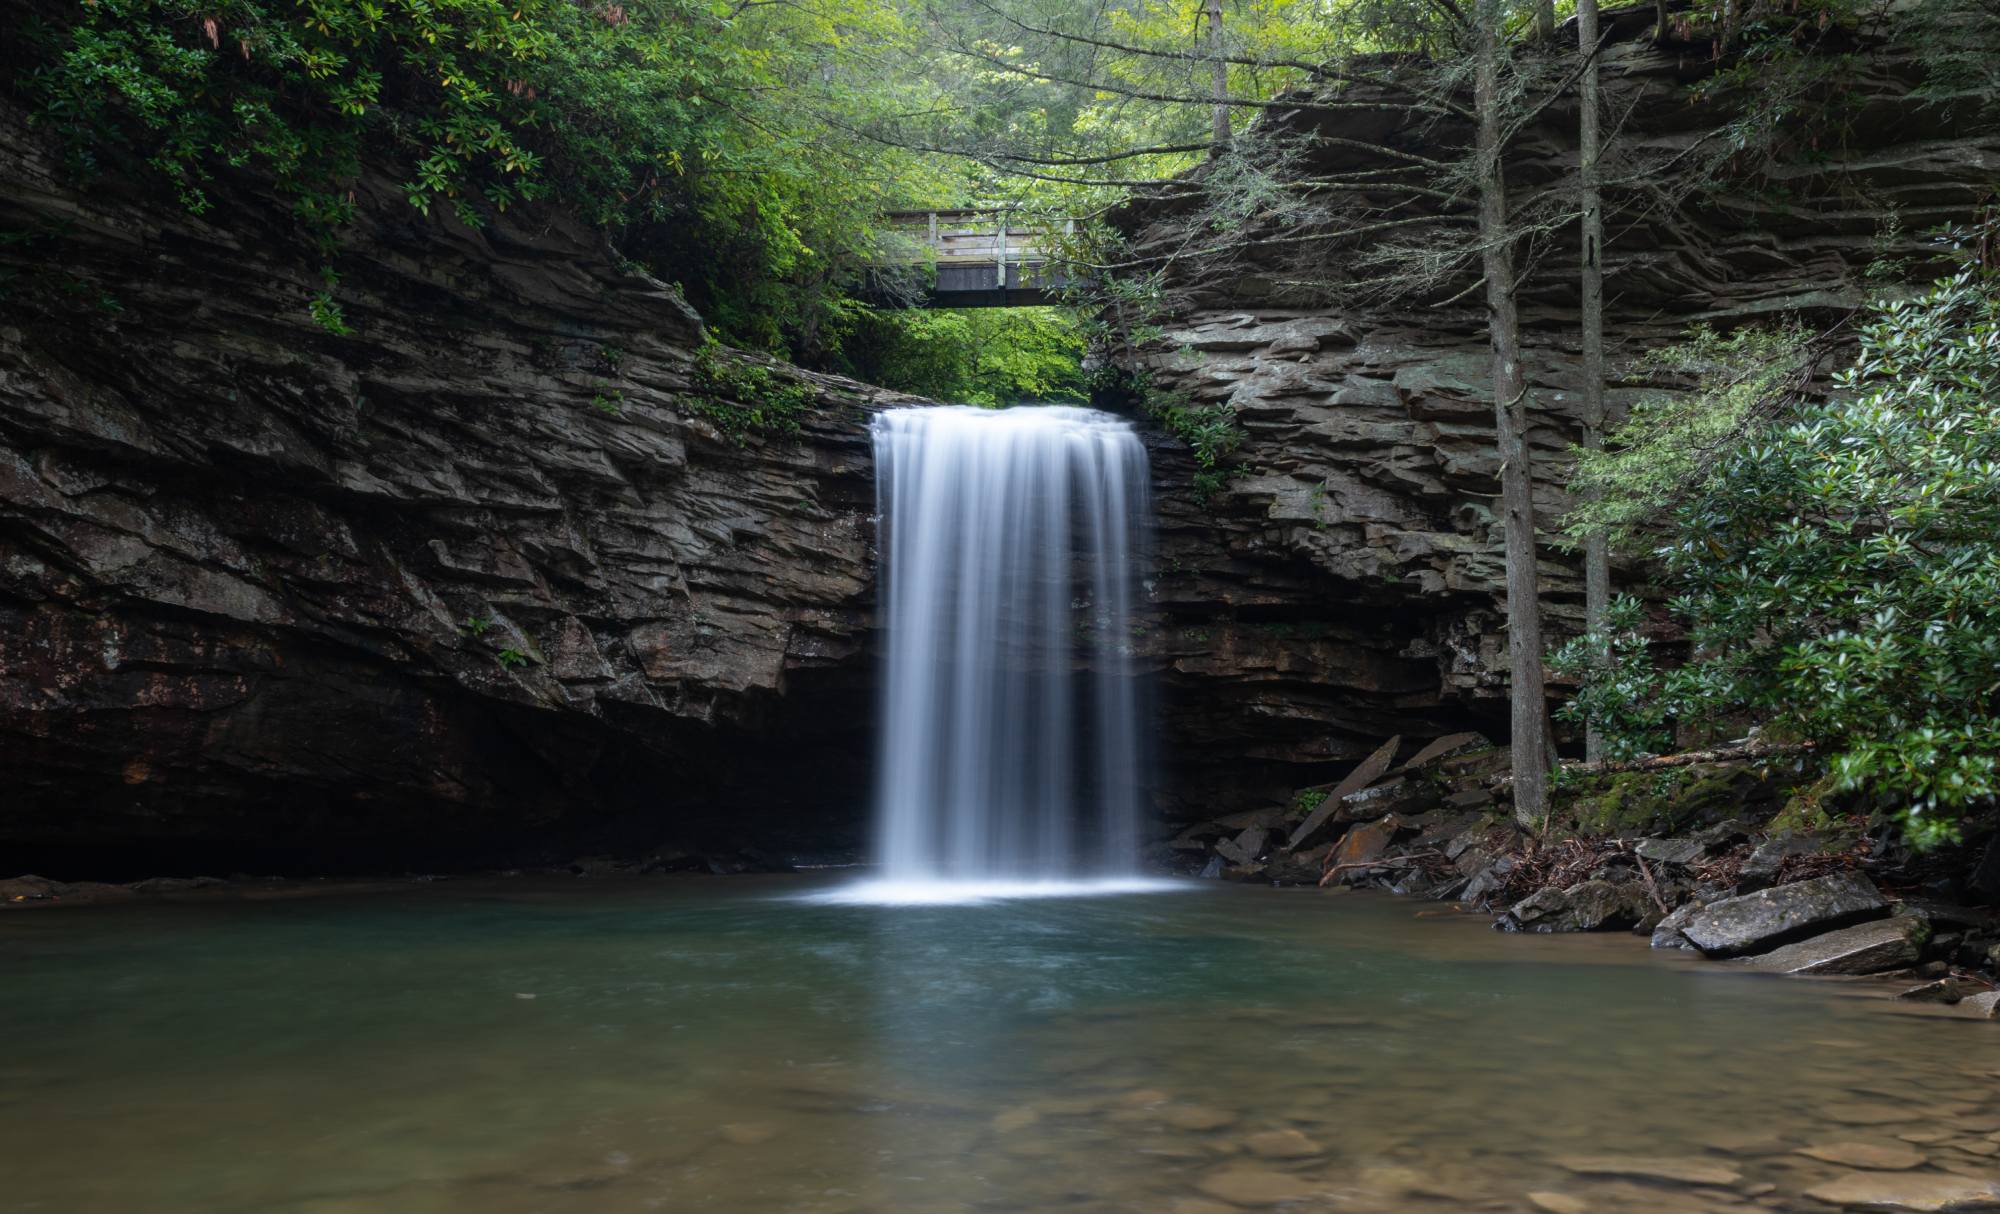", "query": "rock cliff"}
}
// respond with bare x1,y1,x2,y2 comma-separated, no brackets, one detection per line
1118,9,2000,818
0,99,923,873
